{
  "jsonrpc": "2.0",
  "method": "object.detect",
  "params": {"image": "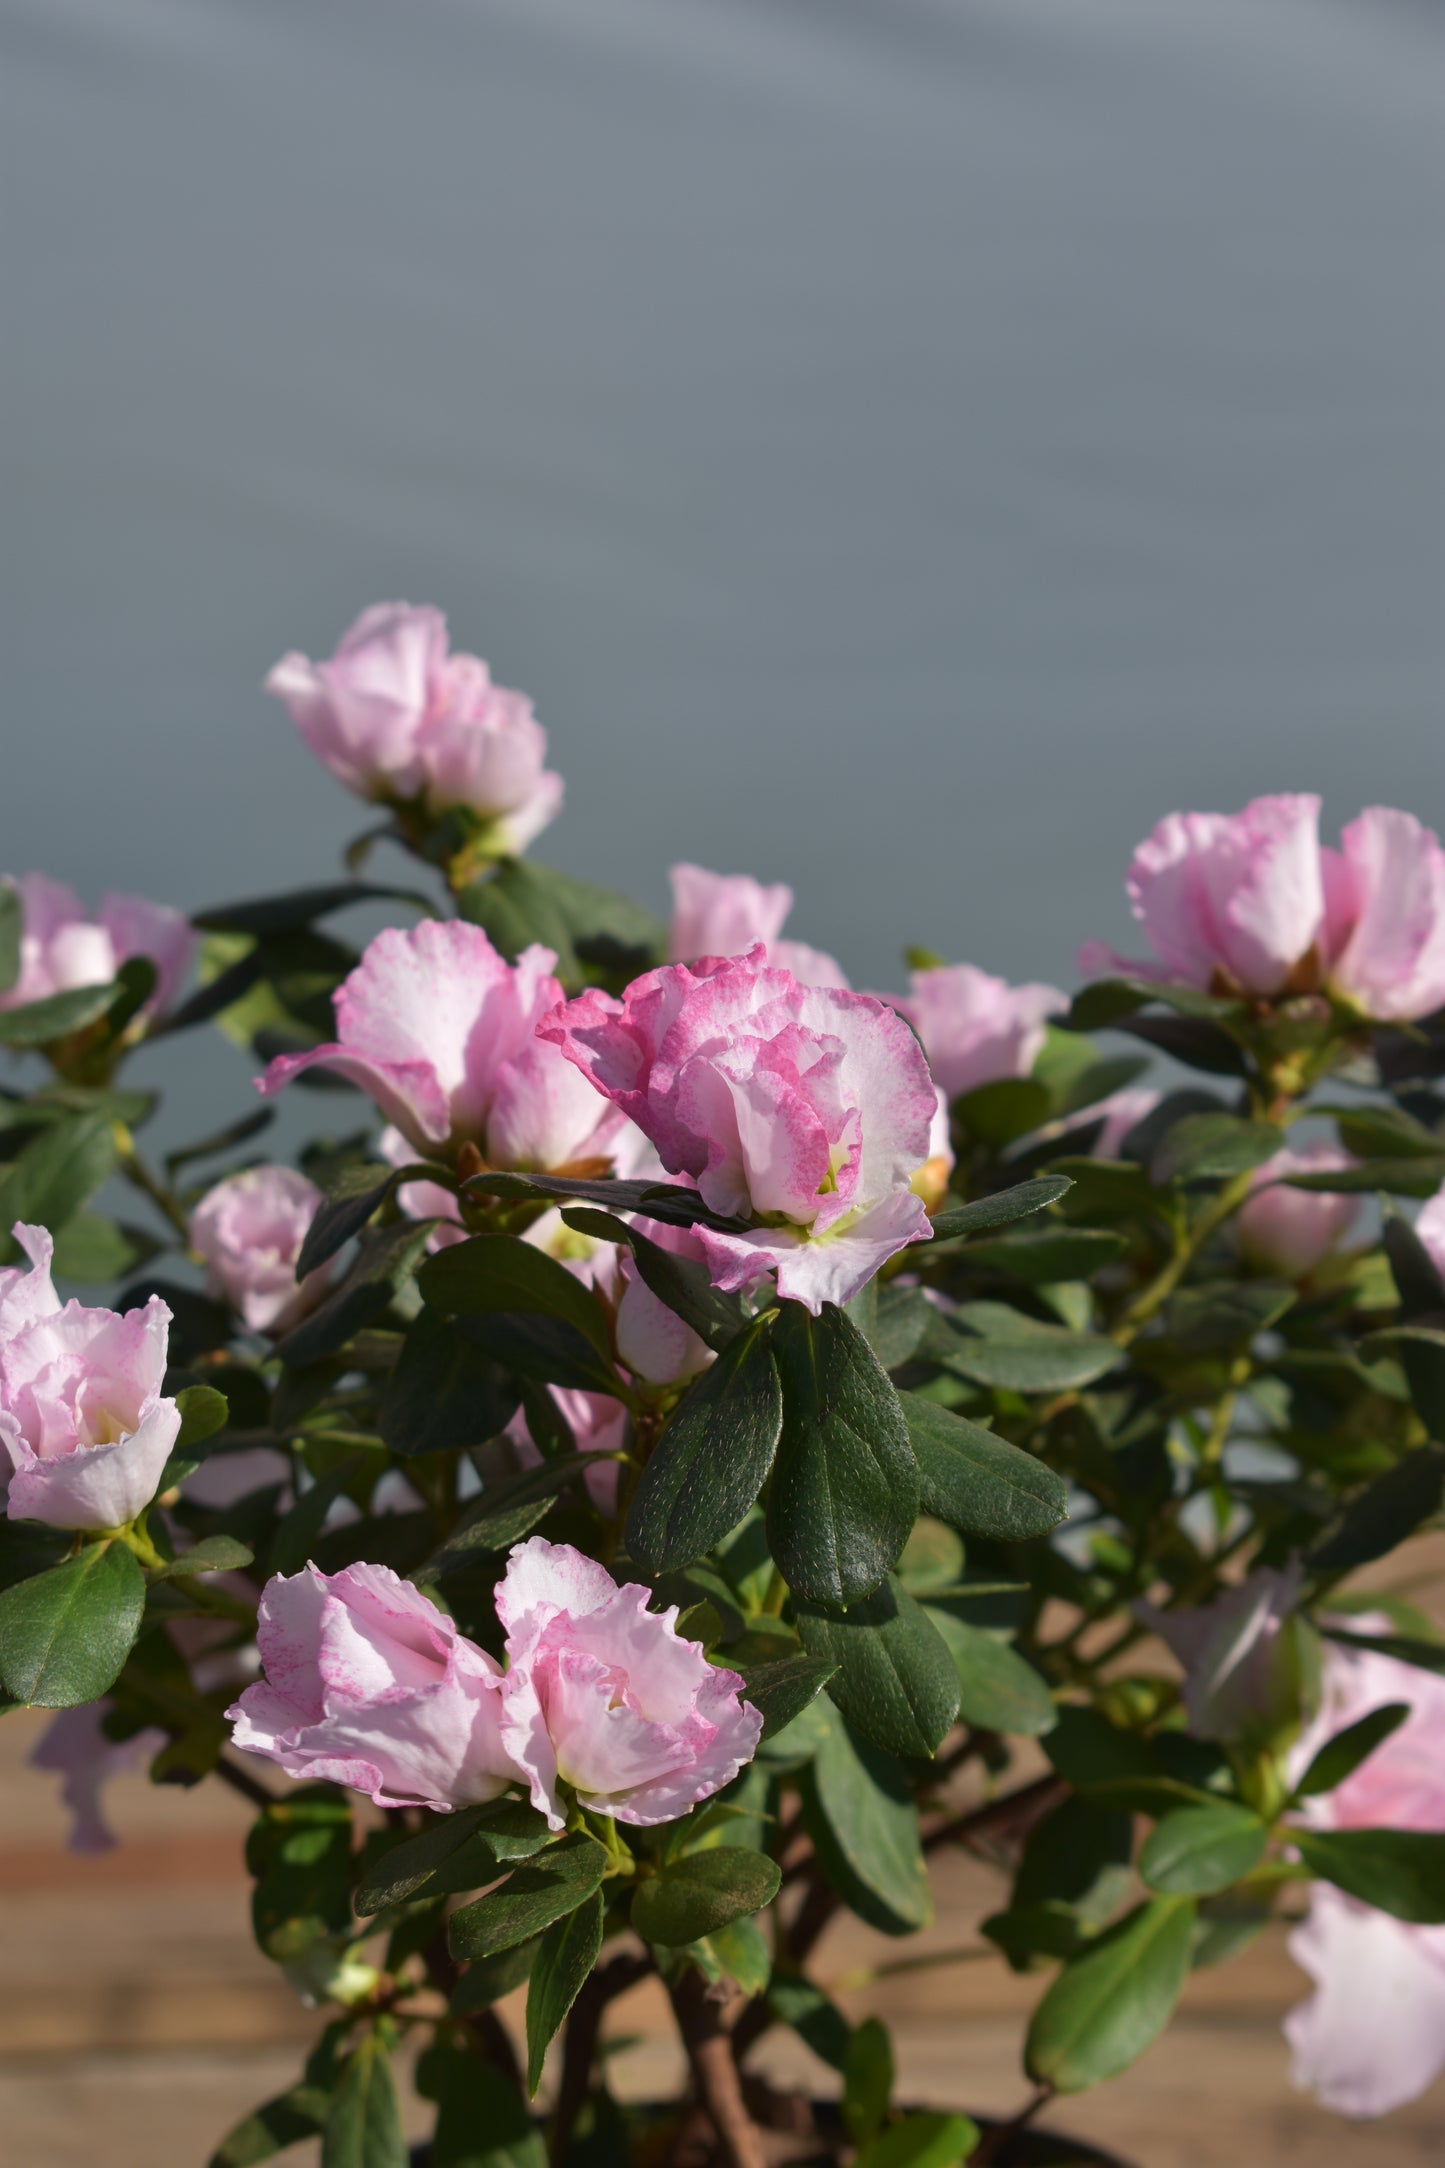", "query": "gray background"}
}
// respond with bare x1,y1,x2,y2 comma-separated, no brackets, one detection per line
5,0,1443,1136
